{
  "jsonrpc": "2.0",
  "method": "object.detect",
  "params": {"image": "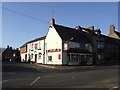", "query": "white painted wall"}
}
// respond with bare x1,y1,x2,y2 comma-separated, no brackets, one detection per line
27,39,45,63
20,53,27,62
45,27,62,65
